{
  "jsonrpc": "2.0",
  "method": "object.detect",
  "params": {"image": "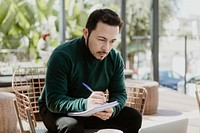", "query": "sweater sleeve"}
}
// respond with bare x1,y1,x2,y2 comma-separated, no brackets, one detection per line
45,52,87,113
108,52,127,117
